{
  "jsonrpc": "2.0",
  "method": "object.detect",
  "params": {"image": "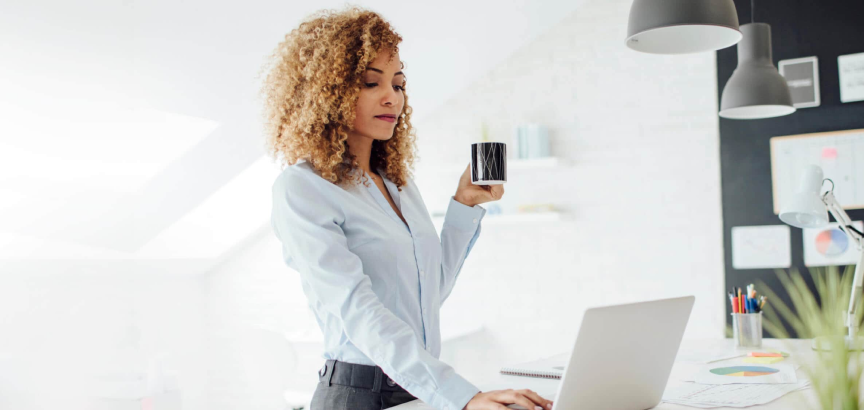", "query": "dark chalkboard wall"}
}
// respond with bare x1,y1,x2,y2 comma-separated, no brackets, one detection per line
718,0,864,336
